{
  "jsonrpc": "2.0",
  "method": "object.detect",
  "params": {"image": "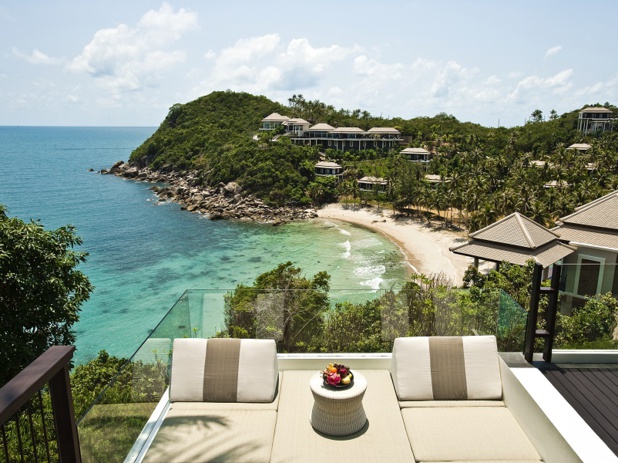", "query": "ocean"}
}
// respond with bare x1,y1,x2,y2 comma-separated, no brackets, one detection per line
0,126,408,364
